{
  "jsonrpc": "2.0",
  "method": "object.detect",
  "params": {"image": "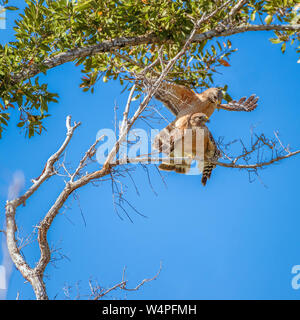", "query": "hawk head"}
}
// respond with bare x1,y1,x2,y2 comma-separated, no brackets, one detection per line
189,113,209,127
204,87,223,105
